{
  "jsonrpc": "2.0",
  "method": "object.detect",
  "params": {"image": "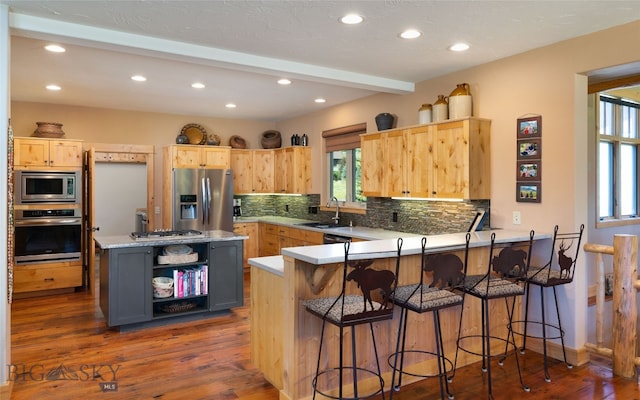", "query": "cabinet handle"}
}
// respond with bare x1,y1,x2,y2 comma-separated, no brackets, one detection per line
44,278,55,282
